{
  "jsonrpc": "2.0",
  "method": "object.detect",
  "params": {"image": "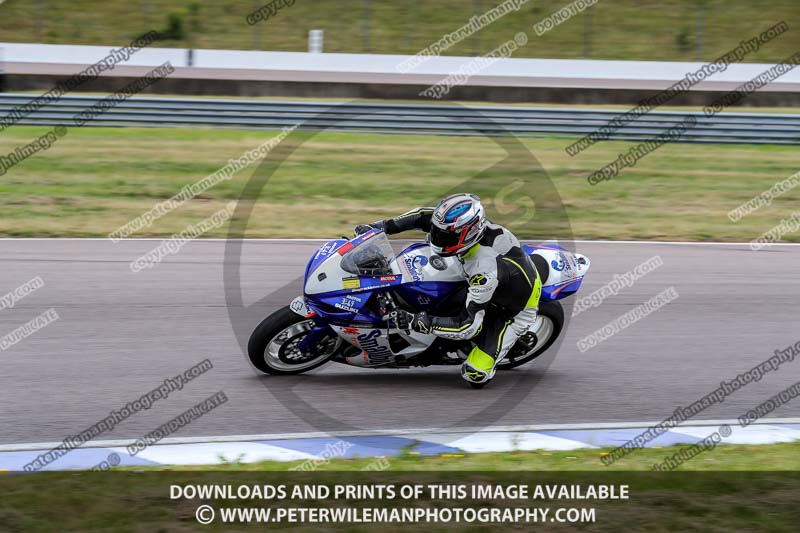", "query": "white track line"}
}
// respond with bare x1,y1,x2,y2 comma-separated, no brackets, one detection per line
1,418,798,453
